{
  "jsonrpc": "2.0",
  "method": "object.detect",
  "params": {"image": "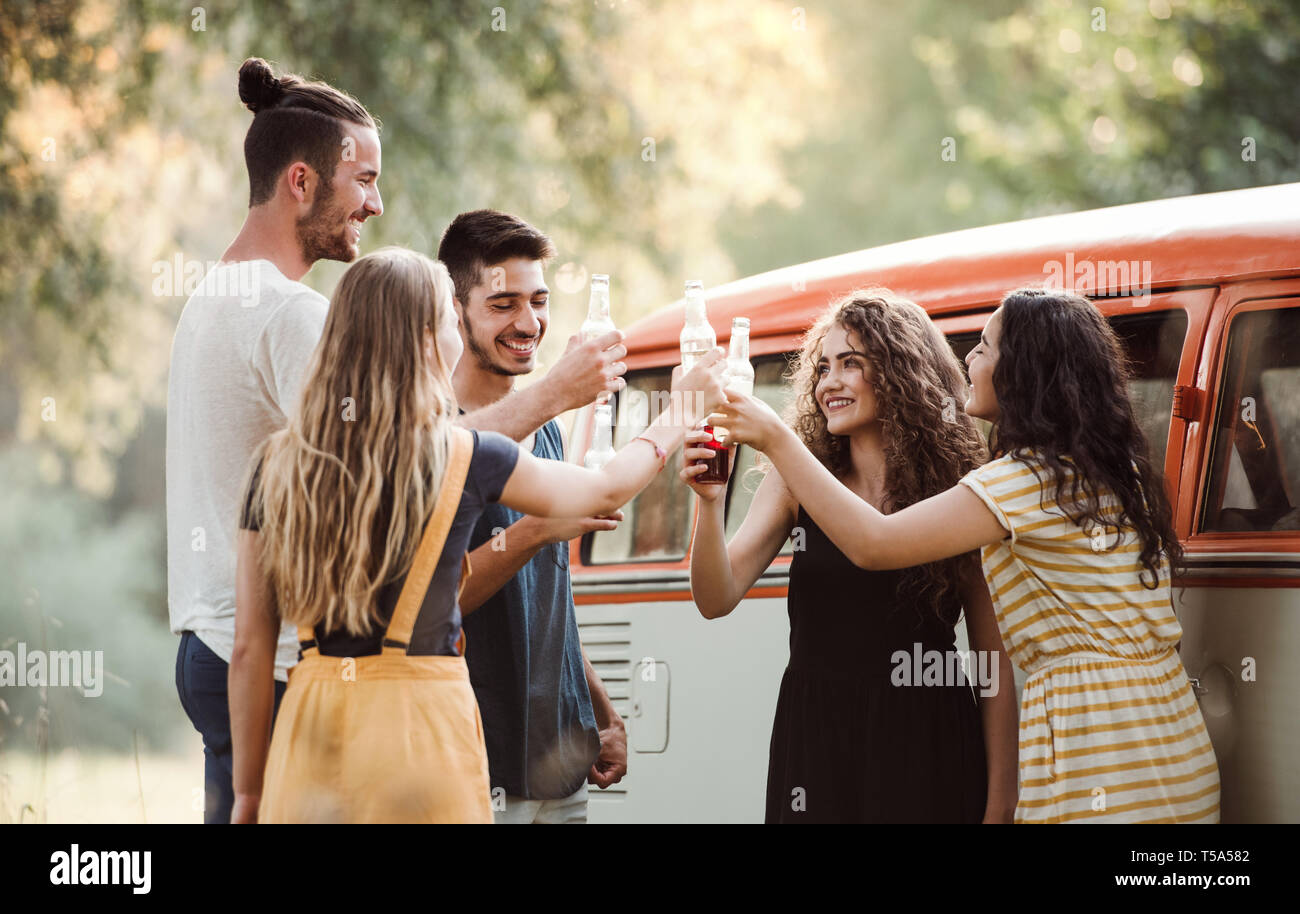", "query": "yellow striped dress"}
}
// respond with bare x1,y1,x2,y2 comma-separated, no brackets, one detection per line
958,453,1220,823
